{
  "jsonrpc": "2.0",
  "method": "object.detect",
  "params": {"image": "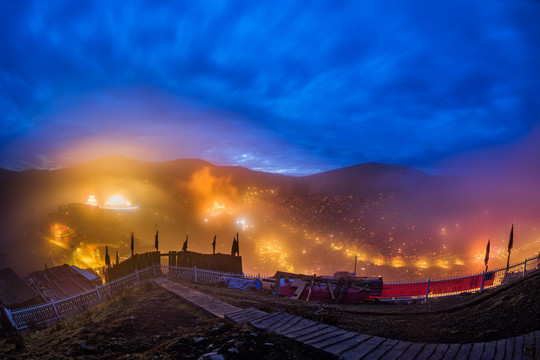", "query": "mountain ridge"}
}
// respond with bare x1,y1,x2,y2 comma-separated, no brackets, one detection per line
2,155,432,178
